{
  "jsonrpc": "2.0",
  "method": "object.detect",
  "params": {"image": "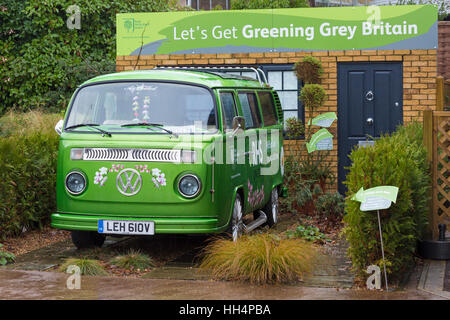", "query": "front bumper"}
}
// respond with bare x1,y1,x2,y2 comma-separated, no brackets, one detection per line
51,213,224,234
